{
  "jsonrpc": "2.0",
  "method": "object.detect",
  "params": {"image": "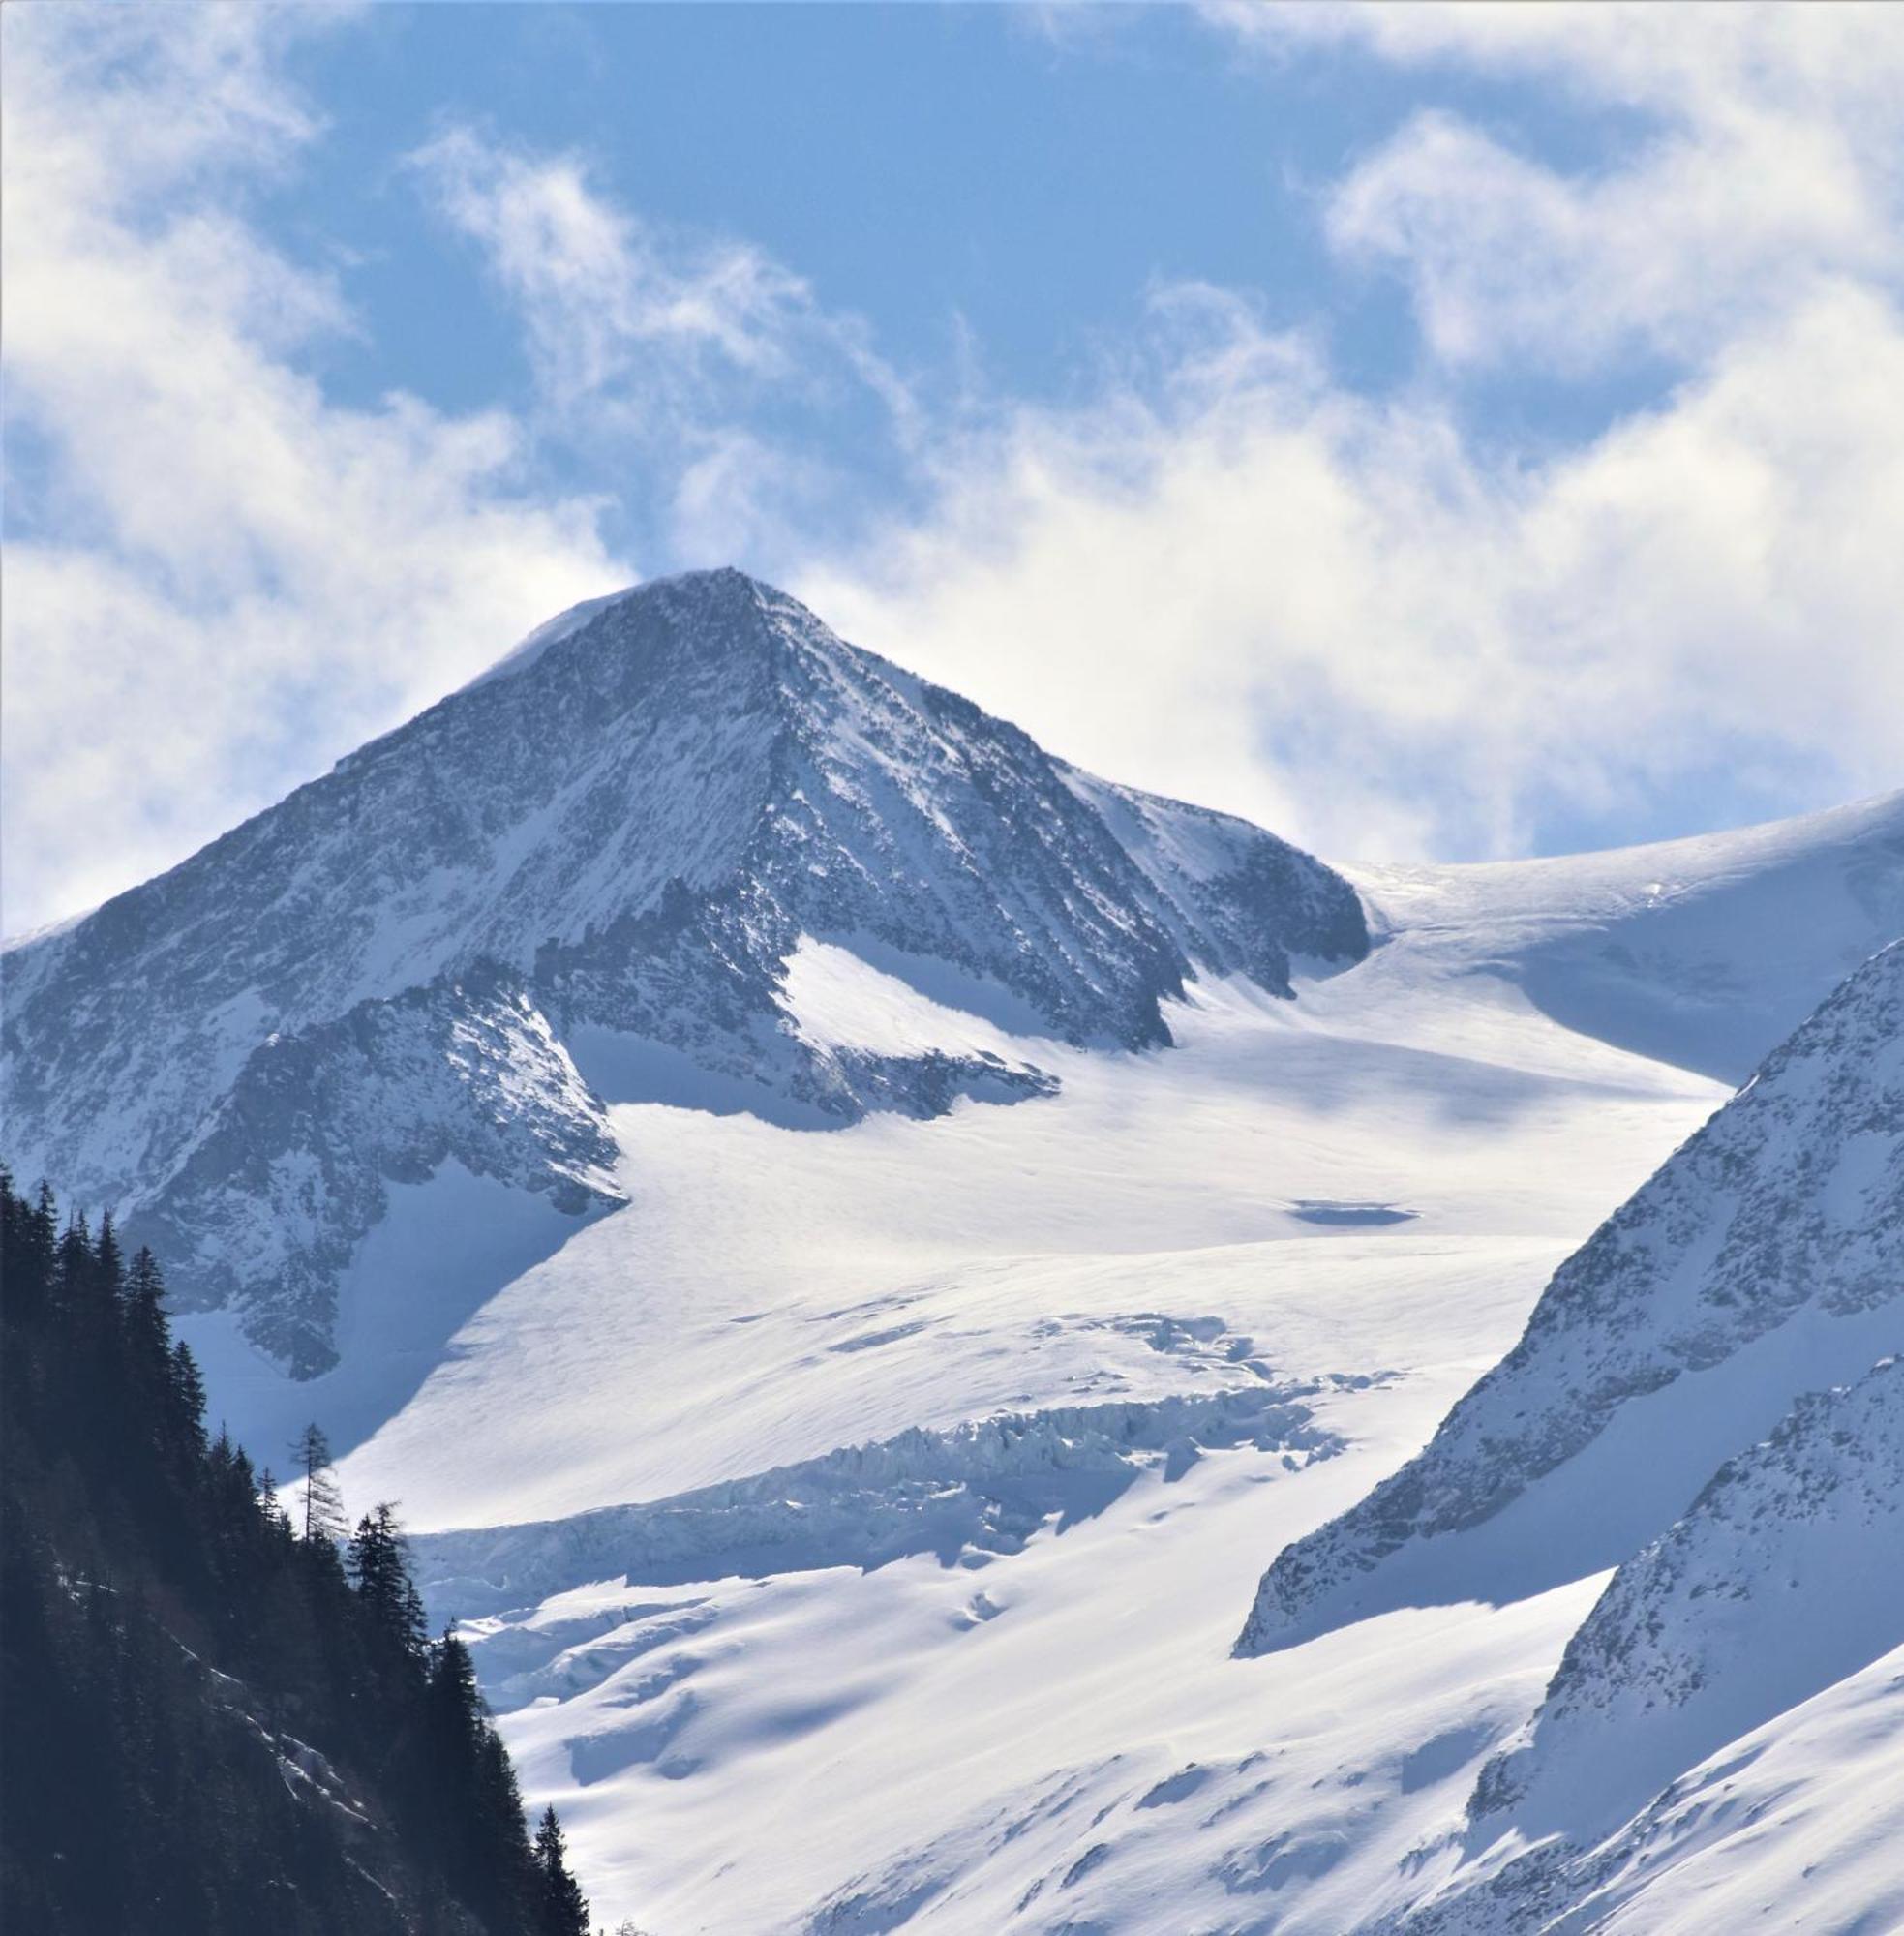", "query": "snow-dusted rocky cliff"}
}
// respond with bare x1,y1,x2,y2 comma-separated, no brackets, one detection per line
1389,1353,1904,1933
1,569,1366,1373
1239,936,1904,1657
1472,1352,1903,1835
